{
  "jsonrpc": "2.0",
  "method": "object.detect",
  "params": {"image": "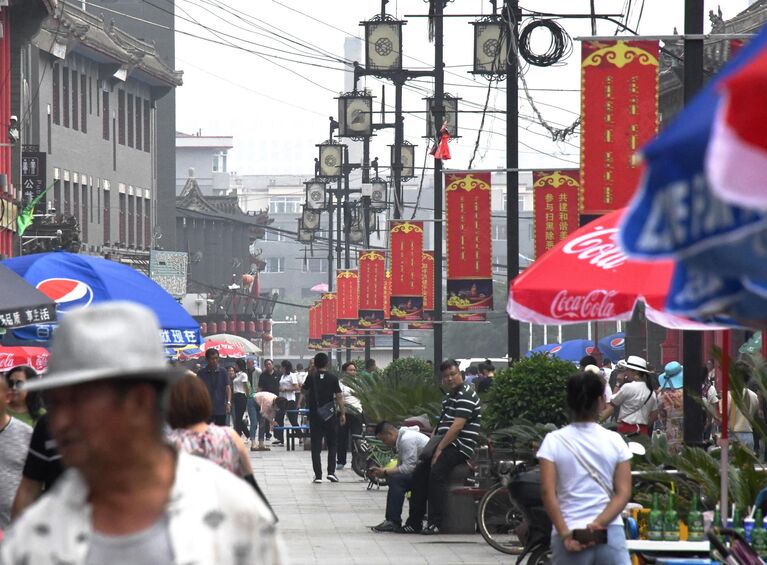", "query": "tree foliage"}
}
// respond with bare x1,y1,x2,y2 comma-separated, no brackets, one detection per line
482,353,575,431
